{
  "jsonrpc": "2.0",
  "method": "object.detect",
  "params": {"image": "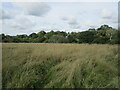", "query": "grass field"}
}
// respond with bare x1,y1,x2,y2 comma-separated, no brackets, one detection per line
2,43,118,88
